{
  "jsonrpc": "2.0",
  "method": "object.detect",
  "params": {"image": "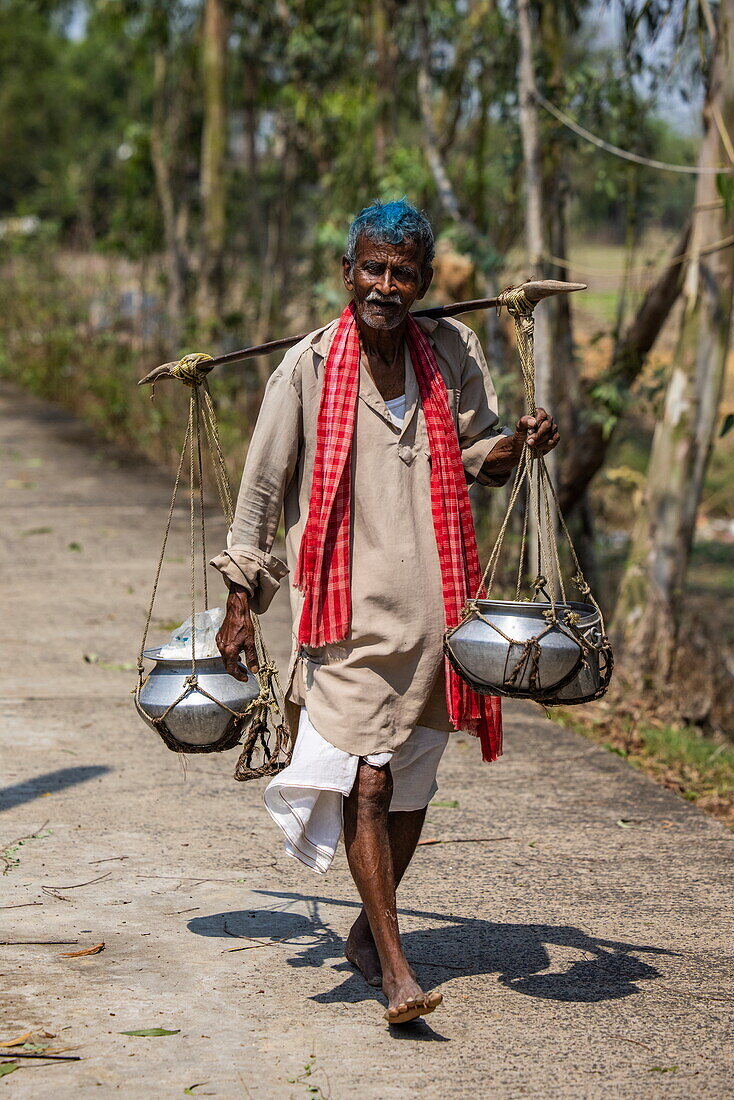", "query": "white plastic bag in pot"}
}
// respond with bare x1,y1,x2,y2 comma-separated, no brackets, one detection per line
157,608,225,659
